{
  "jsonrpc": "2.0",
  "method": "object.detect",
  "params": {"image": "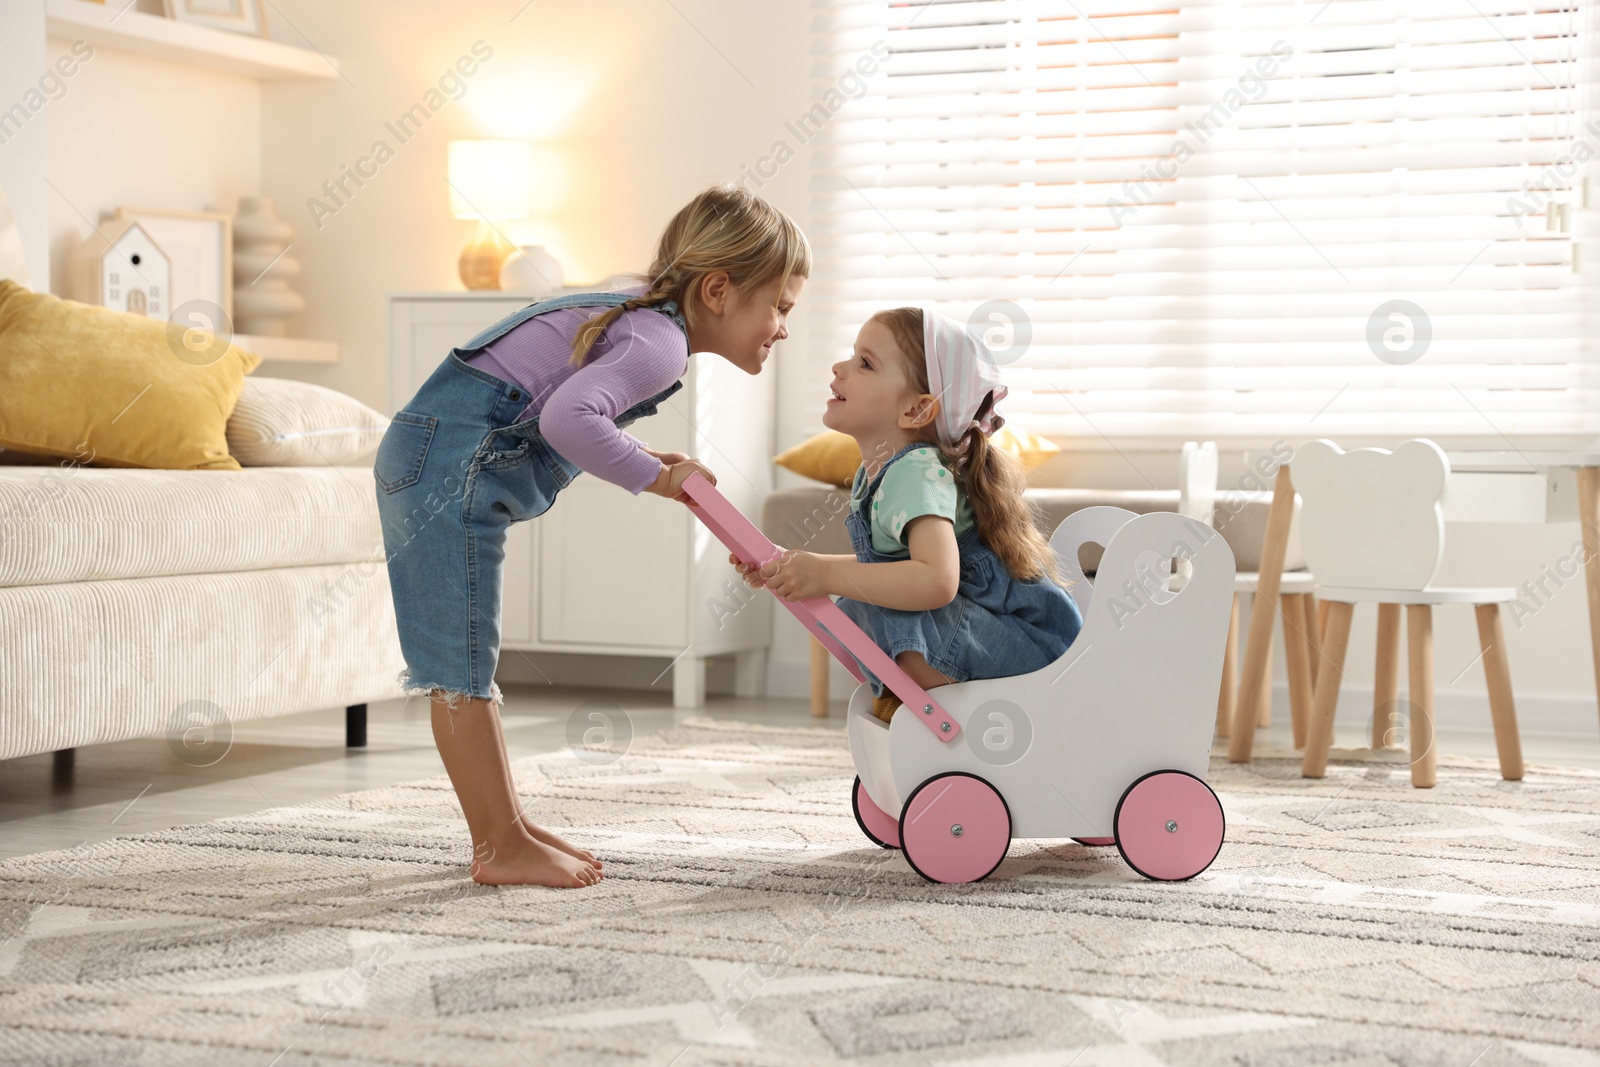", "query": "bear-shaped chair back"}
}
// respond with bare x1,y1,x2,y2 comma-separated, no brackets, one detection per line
1291,438,1449,592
